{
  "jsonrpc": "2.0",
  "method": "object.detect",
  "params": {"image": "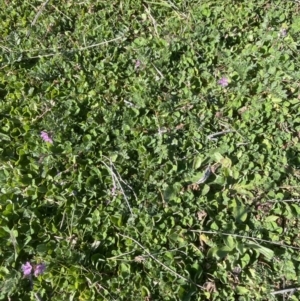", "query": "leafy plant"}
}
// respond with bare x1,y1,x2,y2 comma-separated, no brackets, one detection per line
1,0,300,300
